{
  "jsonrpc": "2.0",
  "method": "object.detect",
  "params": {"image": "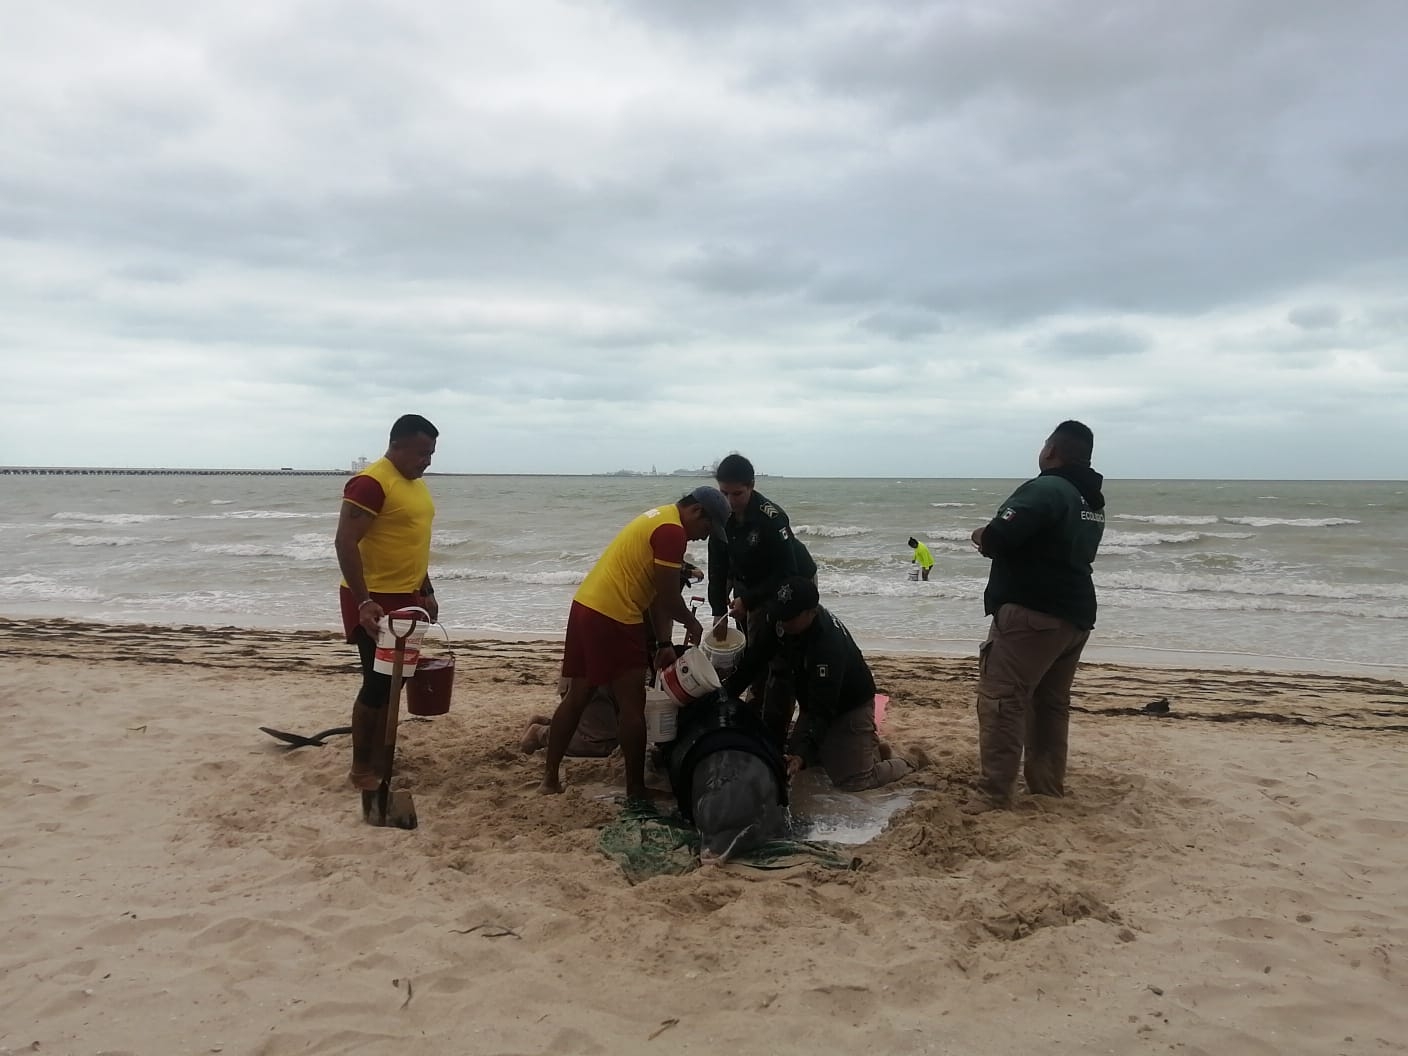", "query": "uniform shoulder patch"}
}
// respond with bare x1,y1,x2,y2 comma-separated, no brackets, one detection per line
816,664,829,679
1000,507,1017,522
761,503,781,518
